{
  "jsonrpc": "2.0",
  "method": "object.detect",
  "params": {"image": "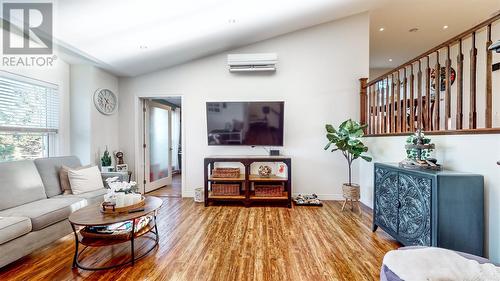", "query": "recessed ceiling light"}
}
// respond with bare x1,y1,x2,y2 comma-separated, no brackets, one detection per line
389,58,393,62
443,25,449,29
379,27,385,32
409,28,419,33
